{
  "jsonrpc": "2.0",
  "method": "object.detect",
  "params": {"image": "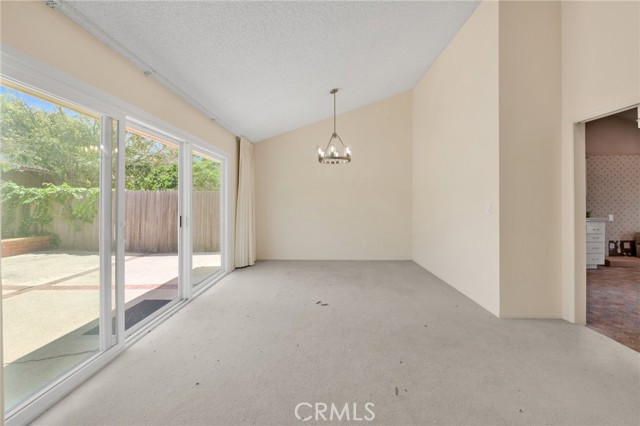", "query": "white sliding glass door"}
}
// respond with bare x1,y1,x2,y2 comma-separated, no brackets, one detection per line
191,150,223,288
0,83,112,412
1,56,228,425
122,128,181,332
